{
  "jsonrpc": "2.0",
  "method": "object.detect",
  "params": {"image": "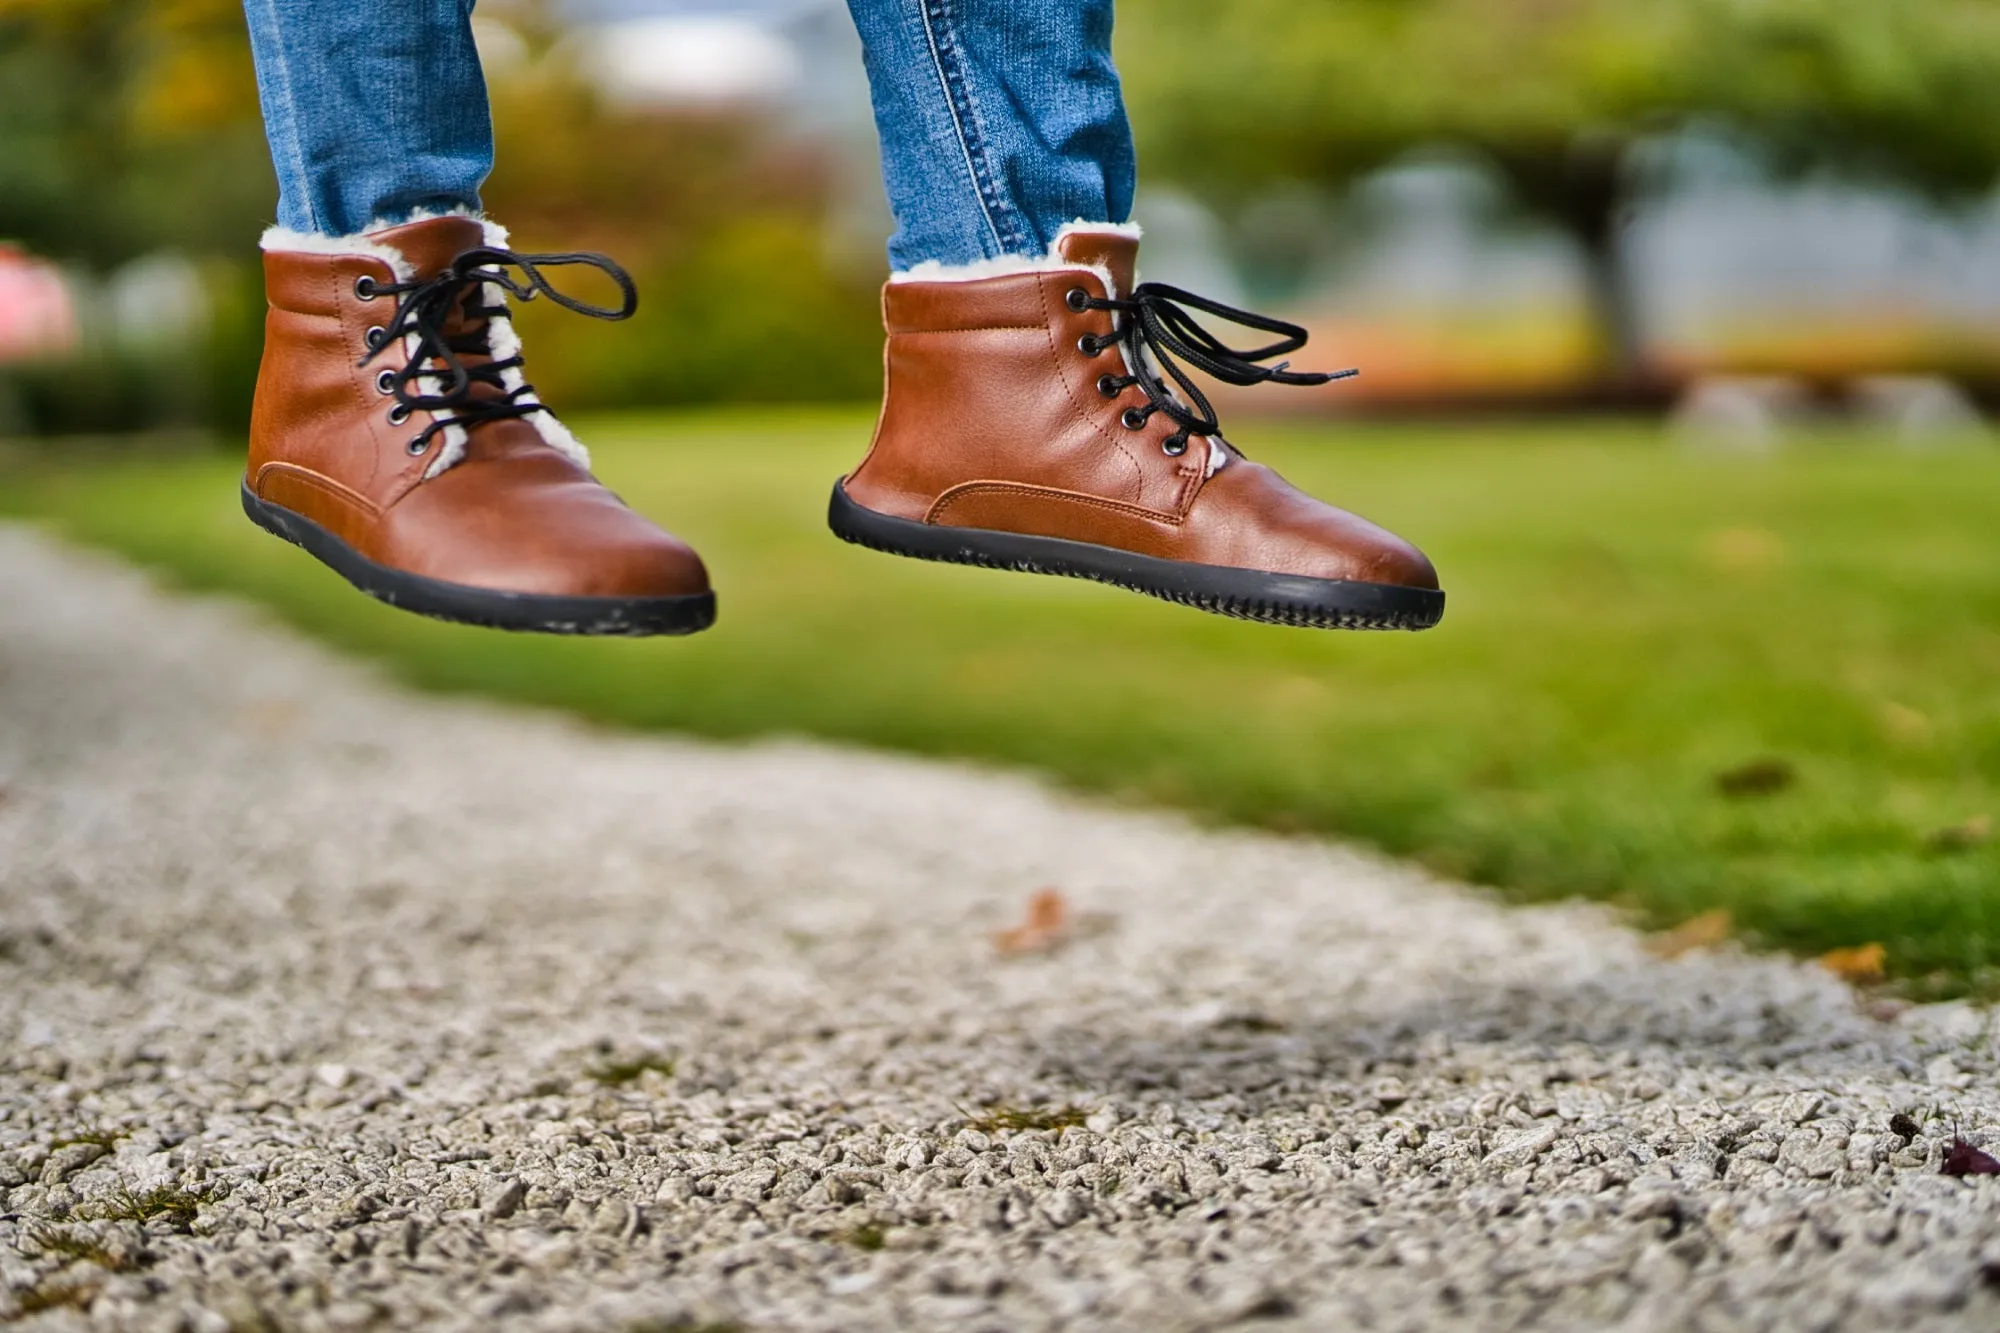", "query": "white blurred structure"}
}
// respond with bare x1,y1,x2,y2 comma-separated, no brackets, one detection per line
107,254,208,352
1629,178,2000,362
1849,375,1988,448
1669,376,1812,452
565,15,803,107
